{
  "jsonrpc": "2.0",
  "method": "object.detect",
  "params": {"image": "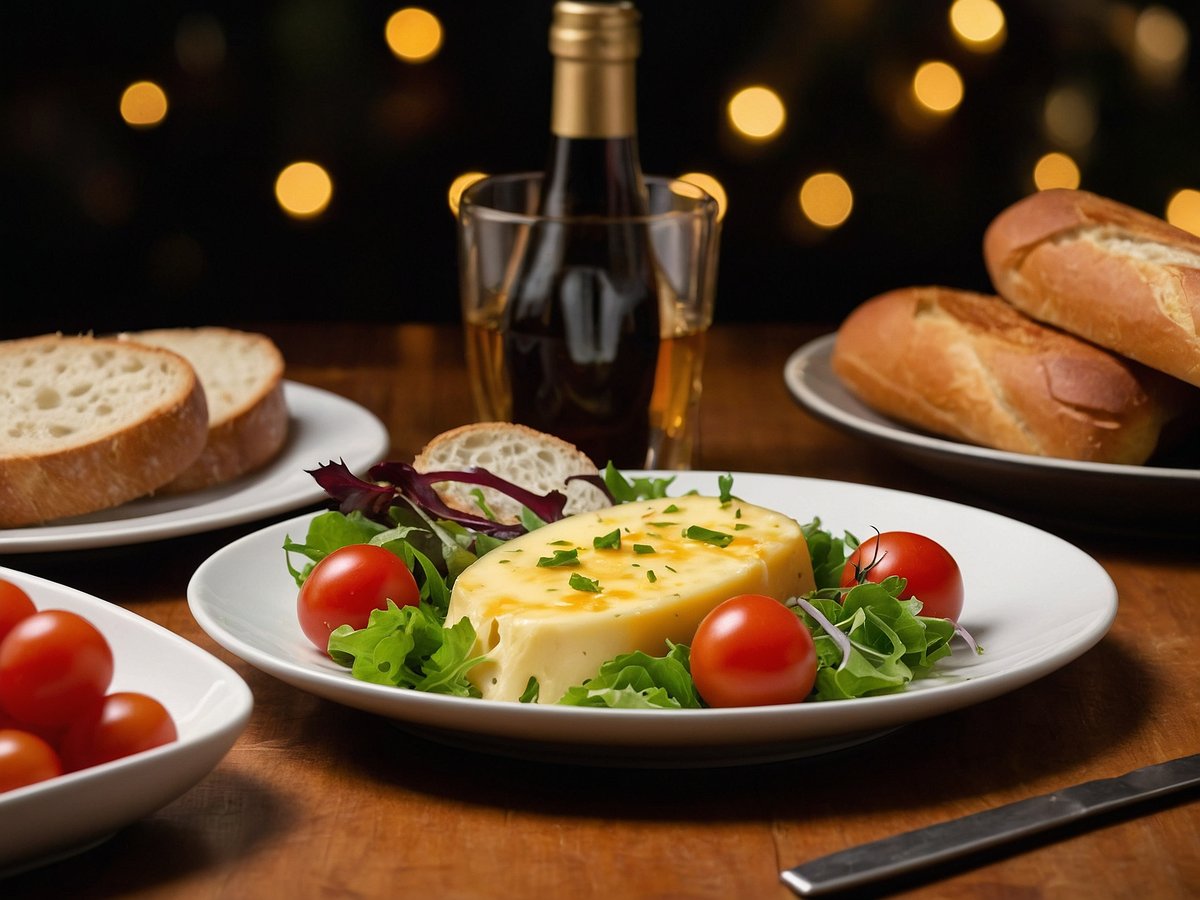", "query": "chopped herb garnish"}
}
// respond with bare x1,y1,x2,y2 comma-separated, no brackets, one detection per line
537,548,580,567
735,523,750,530
633,543,656,554
665,565,677,573
649,521,678,528
469,488,497,521
548,539,573,546
647,570,657,583
594,529,621,550
569,573,601,593
682,525,733,547
663,503,680,513
718,473,734,504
